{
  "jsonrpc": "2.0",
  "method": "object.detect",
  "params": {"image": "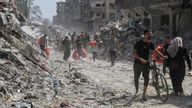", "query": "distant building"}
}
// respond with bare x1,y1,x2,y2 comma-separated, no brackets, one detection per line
53,0,192,34
53,0,118,32
54,0,84,32
89,0,117,32
151,0,192,36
